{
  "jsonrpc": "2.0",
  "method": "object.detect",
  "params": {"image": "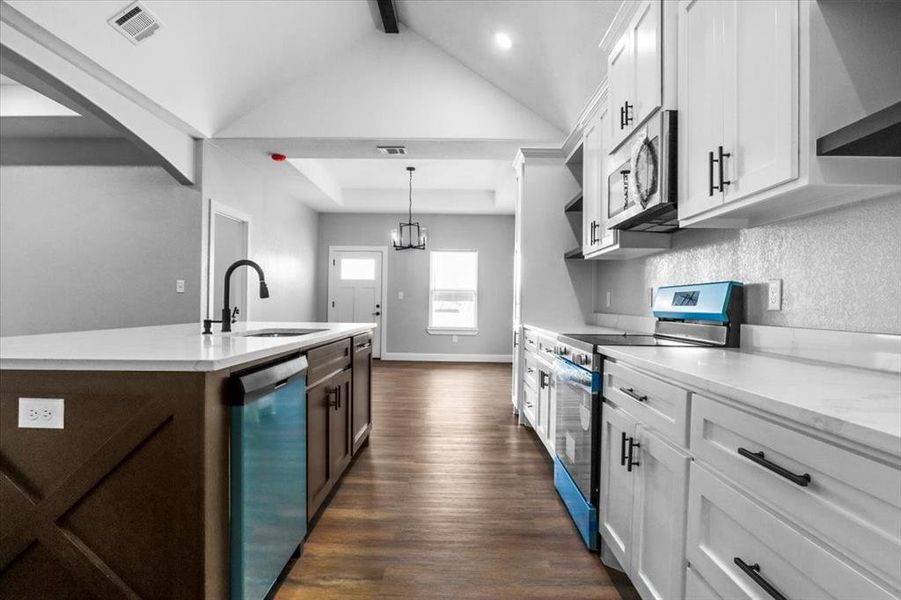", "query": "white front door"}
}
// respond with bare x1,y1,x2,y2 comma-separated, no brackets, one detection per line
328,250,383,358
